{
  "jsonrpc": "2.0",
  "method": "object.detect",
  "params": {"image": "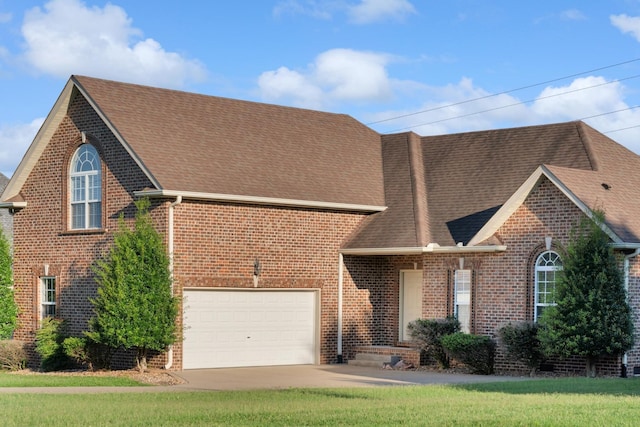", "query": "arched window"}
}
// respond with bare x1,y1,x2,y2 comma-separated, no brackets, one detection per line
70,144,101,229
534,250,562,321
